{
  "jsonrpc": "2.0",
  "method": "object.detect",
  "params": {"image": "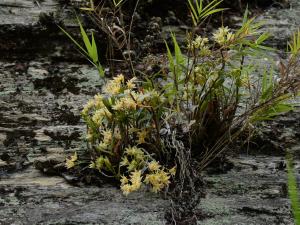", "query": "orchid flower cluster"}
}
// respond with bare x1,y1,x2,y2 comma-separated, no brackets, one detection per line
66,74,175,195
